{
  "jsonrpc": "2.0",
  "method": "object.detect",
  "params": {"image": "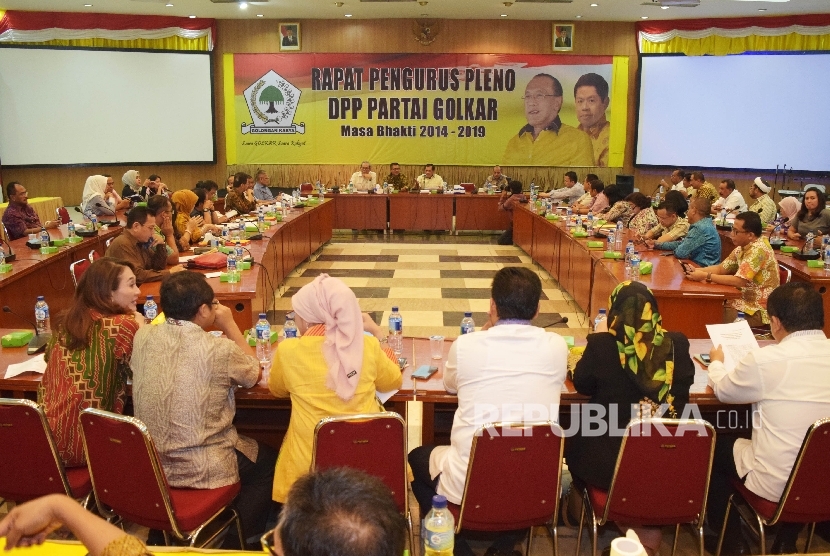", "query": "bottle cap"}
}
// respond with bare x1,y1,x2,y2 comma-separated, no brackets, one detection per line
259,313,266,319
146,295,154,301
432,494,448,509
599,308,606,315
37,296,44,301
392,306,399,312
464,312,472,317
